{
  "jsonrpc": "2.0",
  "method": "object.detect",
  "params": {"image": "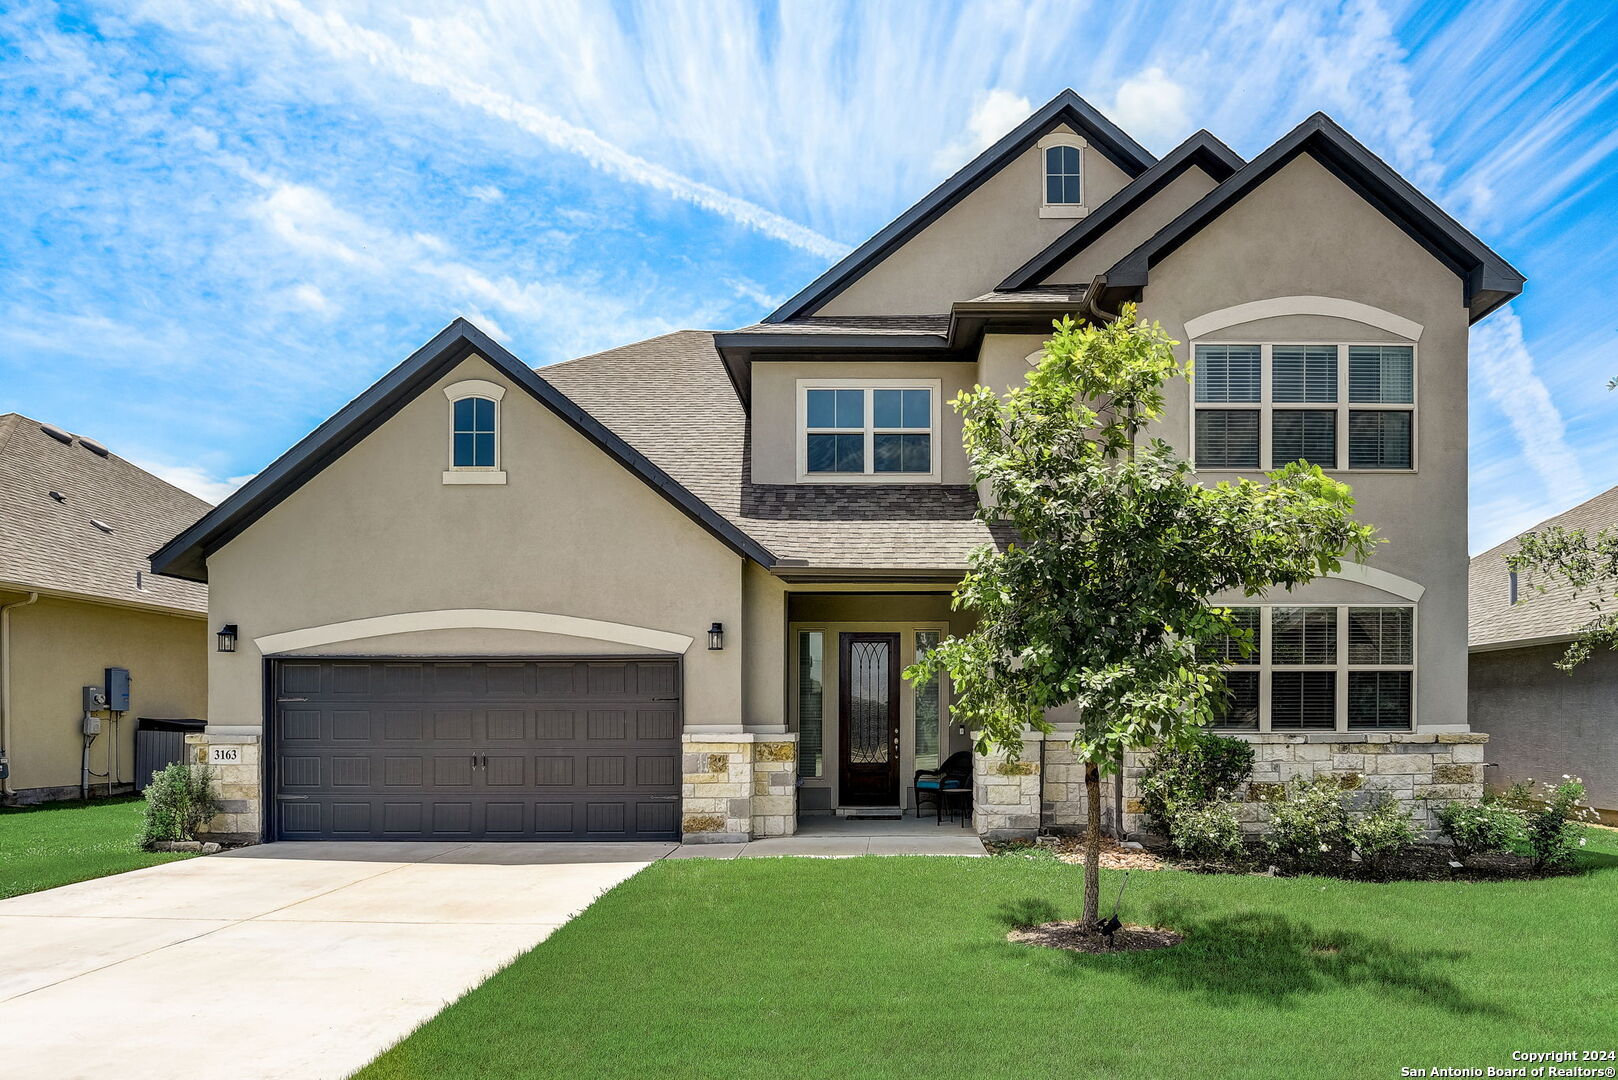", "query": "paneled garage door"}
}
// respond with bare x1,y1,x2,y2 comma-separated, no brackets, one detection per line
271,658,681,841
